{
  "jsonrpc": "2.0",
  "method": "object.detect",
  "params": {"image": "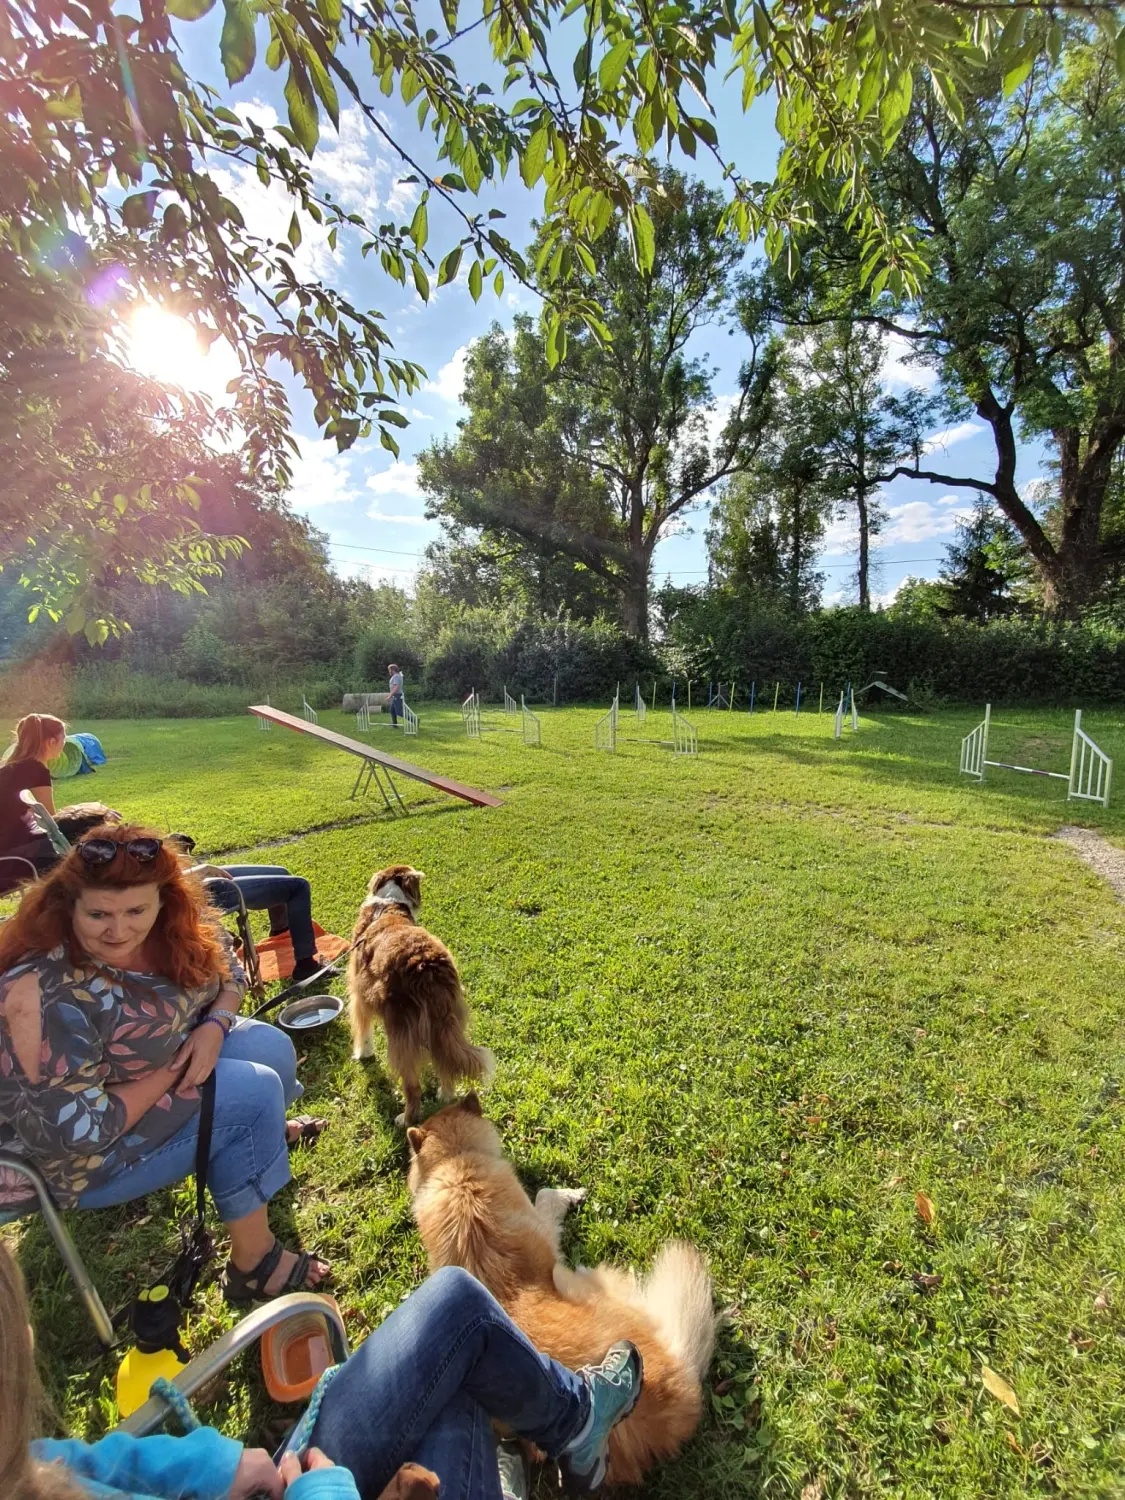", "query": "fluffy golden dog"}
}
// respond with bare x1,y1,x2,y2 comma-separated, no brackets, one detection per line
348,866,493,1125
406,1095,715,1488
